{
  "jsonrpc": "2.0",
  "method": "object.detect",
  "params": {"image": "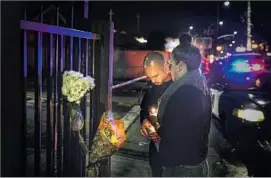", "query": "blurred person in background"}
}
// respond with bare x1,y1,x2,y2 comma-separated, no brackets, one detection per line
140,51,172,177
